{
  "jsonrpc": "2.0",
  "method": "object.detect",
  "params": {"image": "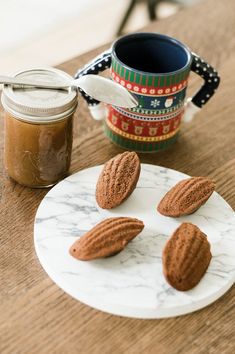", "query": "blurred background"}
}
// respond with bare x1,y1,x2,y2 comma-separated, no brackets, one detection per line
0,0,199,74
